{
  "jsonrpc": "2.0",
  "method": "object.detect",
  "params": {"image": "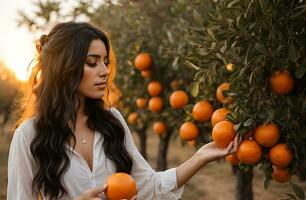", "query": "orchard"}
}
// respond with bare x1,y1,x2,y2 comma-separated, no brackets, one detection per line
1,0,304,199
